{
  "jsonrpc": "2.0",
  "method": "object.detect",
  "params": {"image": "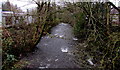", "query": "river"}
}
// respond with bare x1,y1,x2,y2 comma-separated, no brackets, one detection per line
18,23,80,69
